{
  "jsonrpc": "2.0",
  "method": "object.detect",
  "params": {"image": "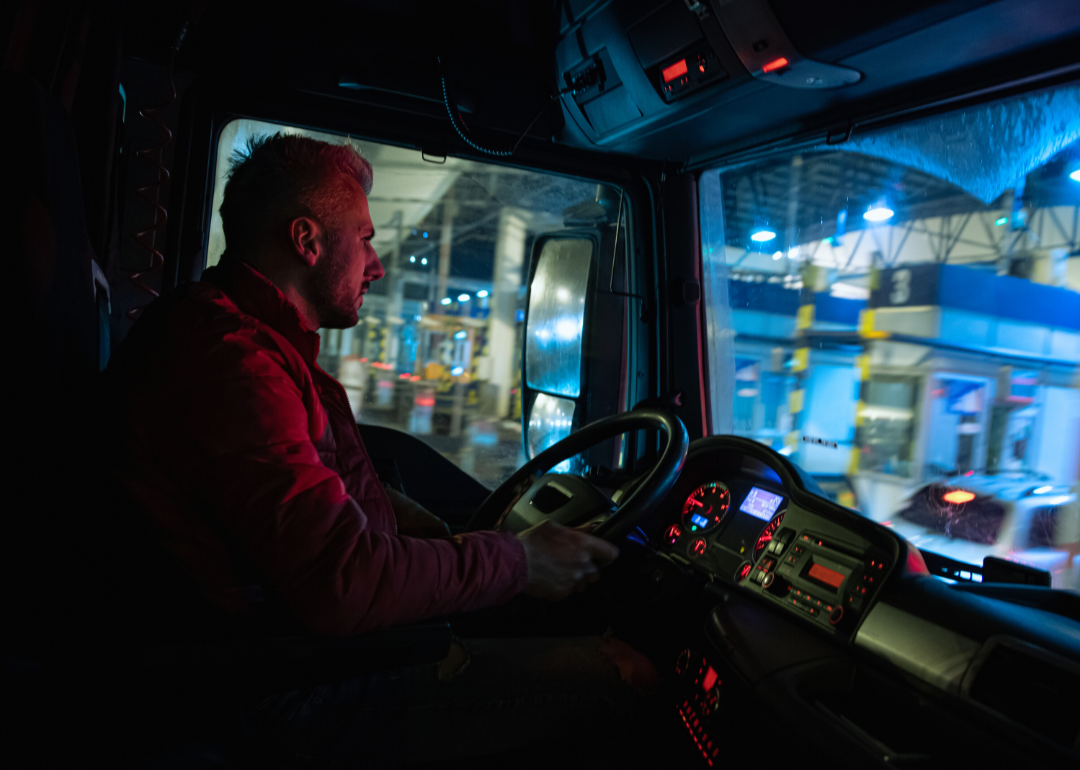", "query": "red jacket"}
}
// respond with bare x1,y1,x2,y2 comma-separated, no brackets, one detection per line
105,260,527,636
